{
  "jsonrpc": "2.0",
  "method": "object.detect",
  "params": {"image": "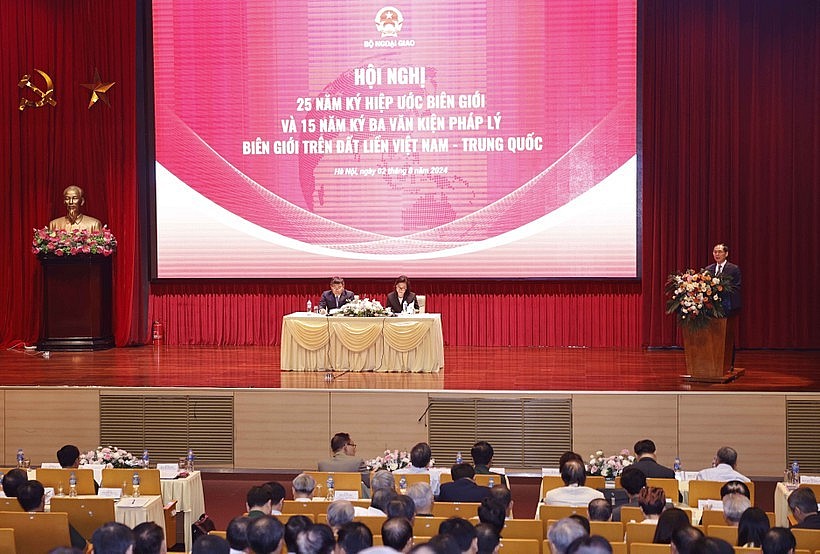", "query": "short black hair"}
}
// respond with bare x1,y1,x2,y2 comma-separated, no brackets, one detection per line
762,528,796,554
633,440,656,456
247,485,273,509
247,515,285,554
715,447,738,467
672,526,704,554
382,518,413,552
451,462,476,481
788,486,818,515
587,498,612,522
720,480,750,499
296,523,336,554
337,521,373,554
57,445,81,468
410,443,433,468
17,480,45,511
331,432,352,452
477,497,506,533
471,441,494,465
133,521,165,554
285,515,313,552
91,522,135,554
476,523,501,554
226,516,251,551
560,459,586,486
386,495,416,520
690,537,735,554
266,481,287,504
566,535,613,554
192,534,230,554
438,517,478,553
1,468,28,497
619,466,647,495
